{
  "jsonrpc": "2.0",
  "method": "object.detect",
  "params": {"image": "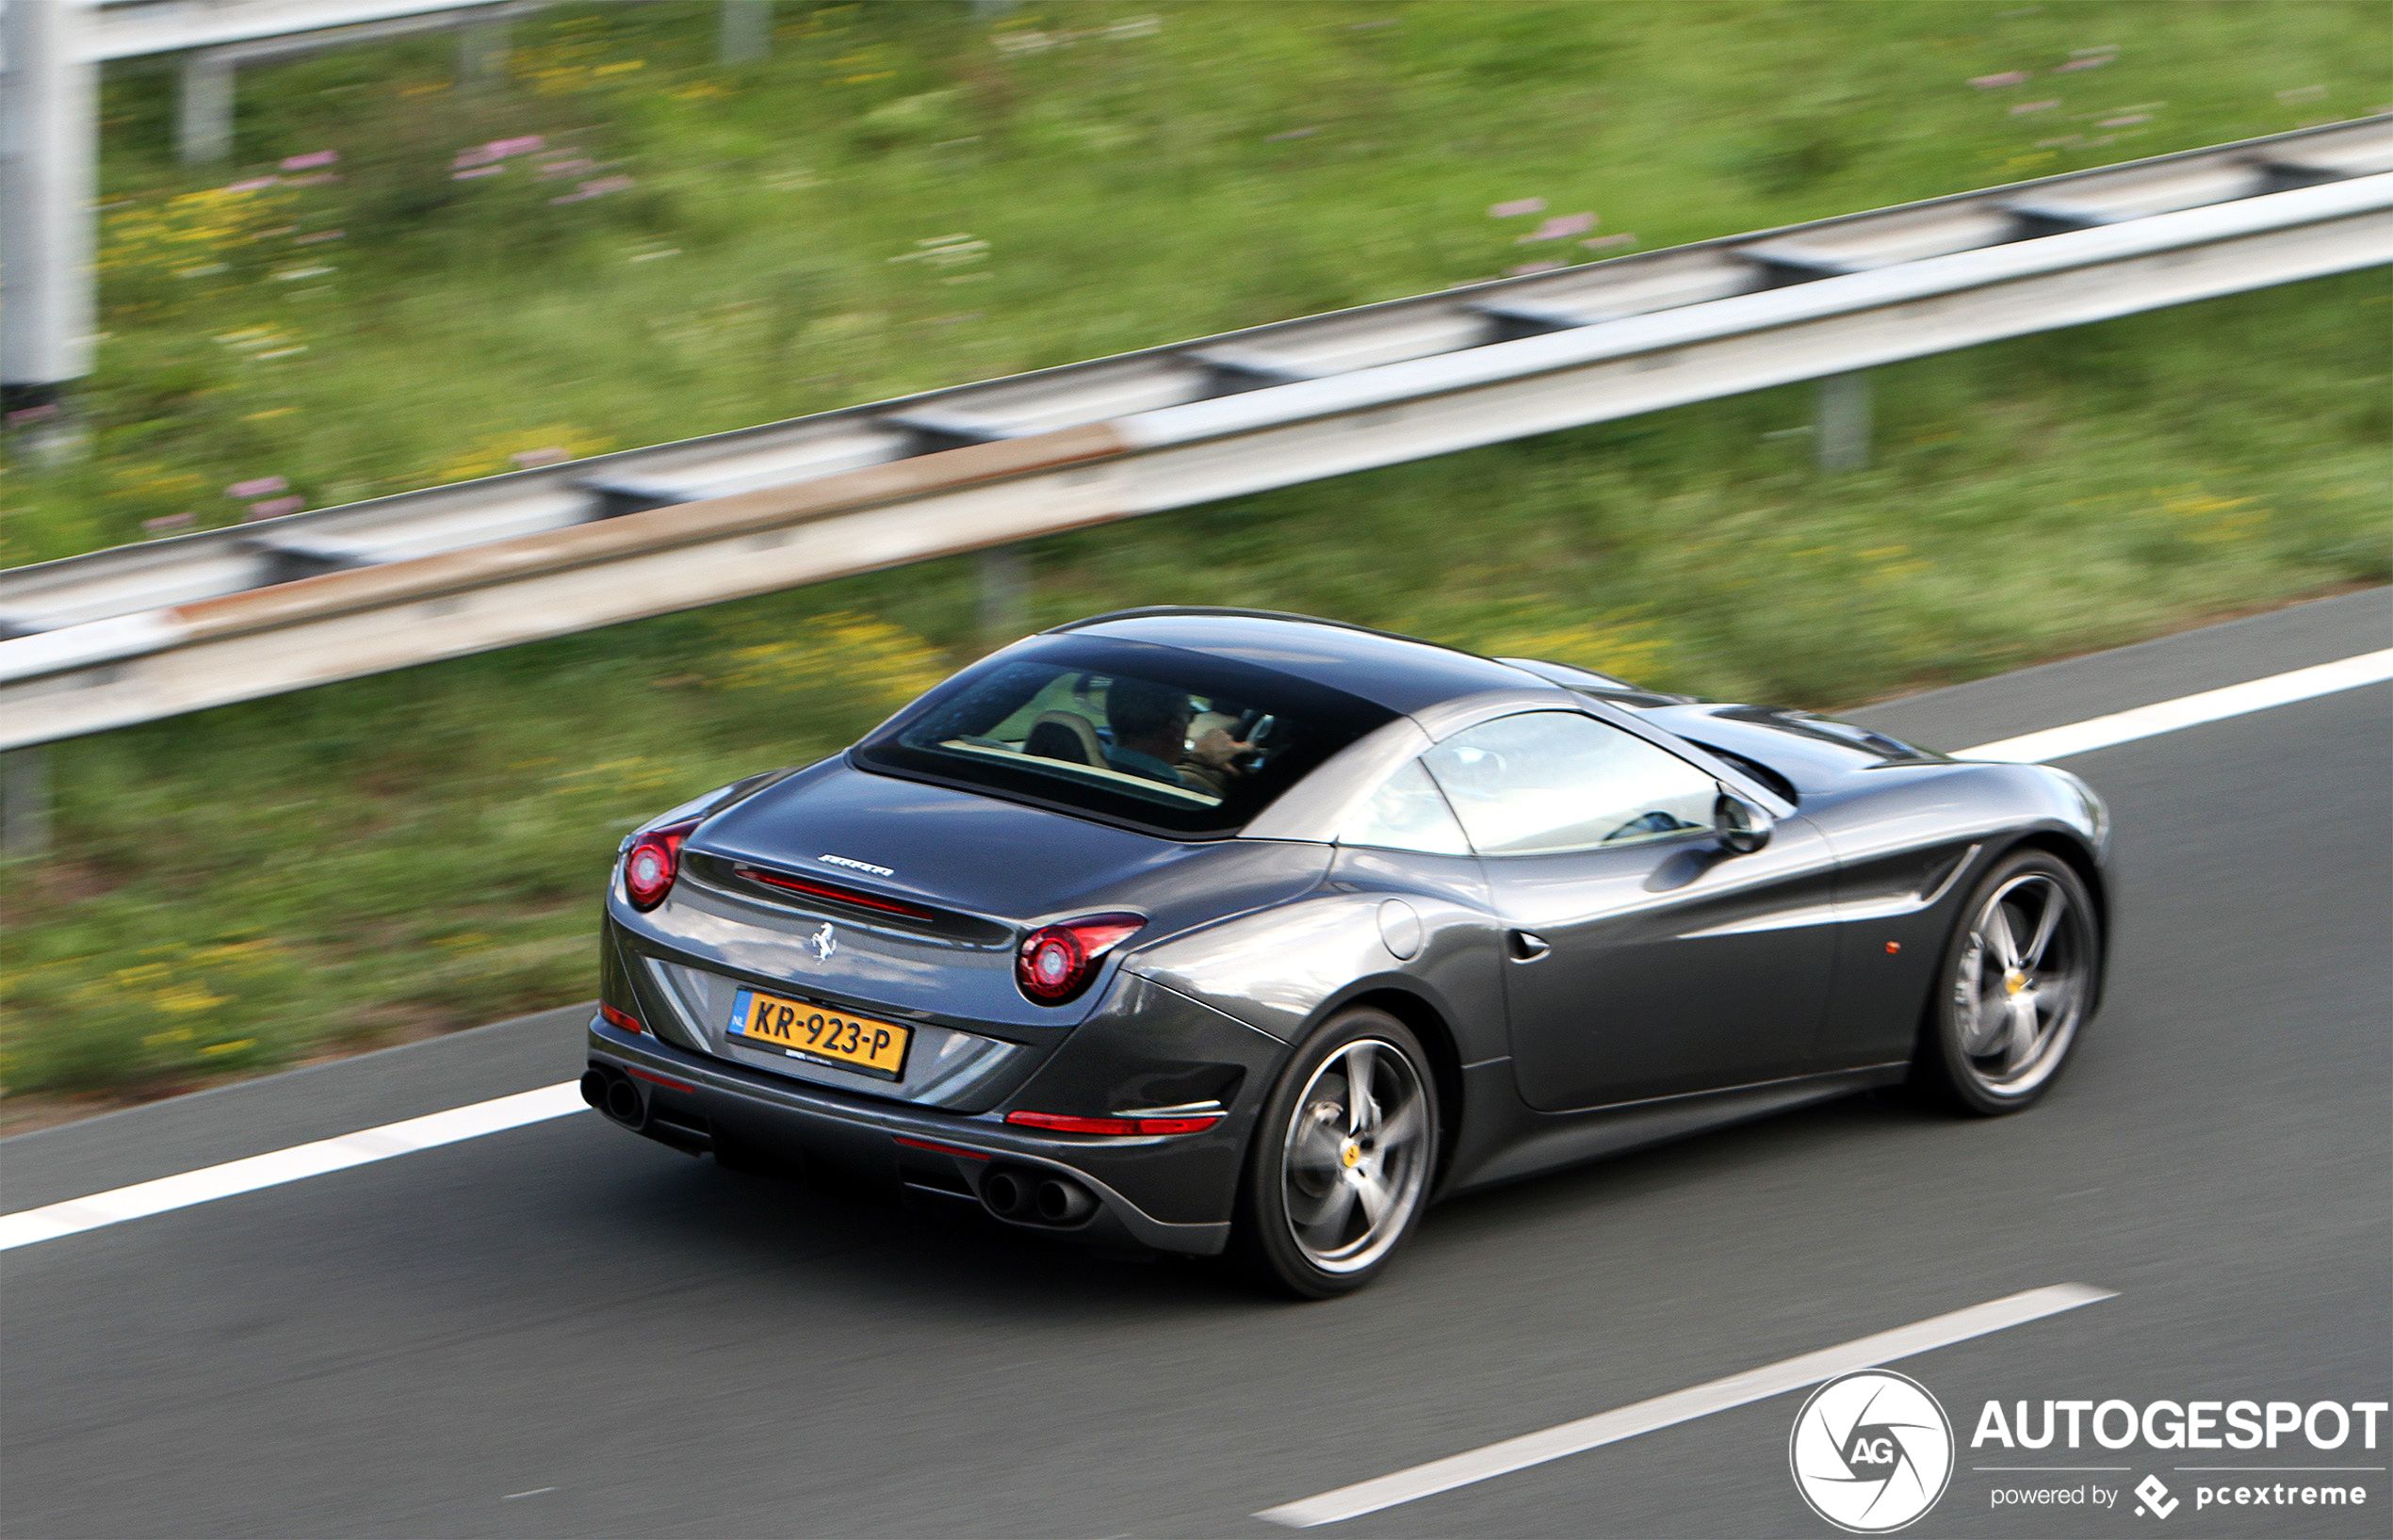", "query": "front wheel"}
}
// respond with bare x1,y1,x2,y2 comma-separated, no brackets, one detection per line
1230,1009,1440,1298
1914,849,2102,1115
